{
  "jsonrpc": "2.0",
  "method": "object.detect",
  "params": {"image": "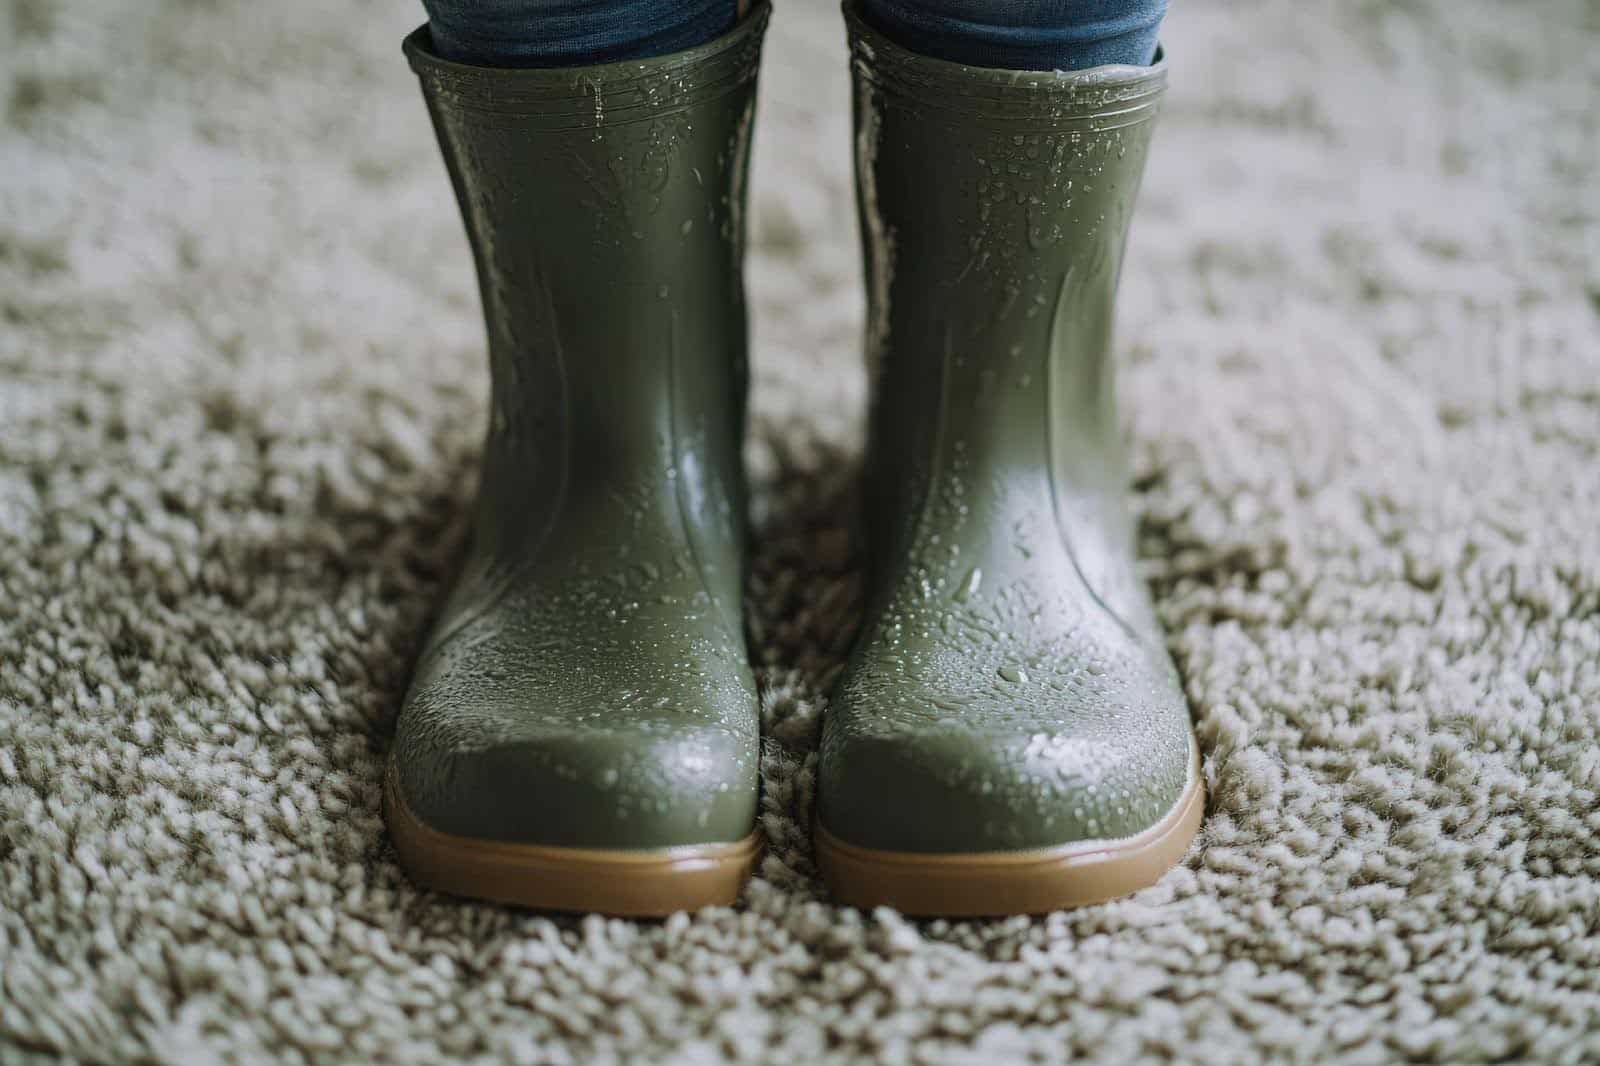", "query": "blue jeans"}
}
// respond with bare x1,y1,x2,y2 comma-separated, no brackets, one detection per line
422,0,738,67
421,0,1165,71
